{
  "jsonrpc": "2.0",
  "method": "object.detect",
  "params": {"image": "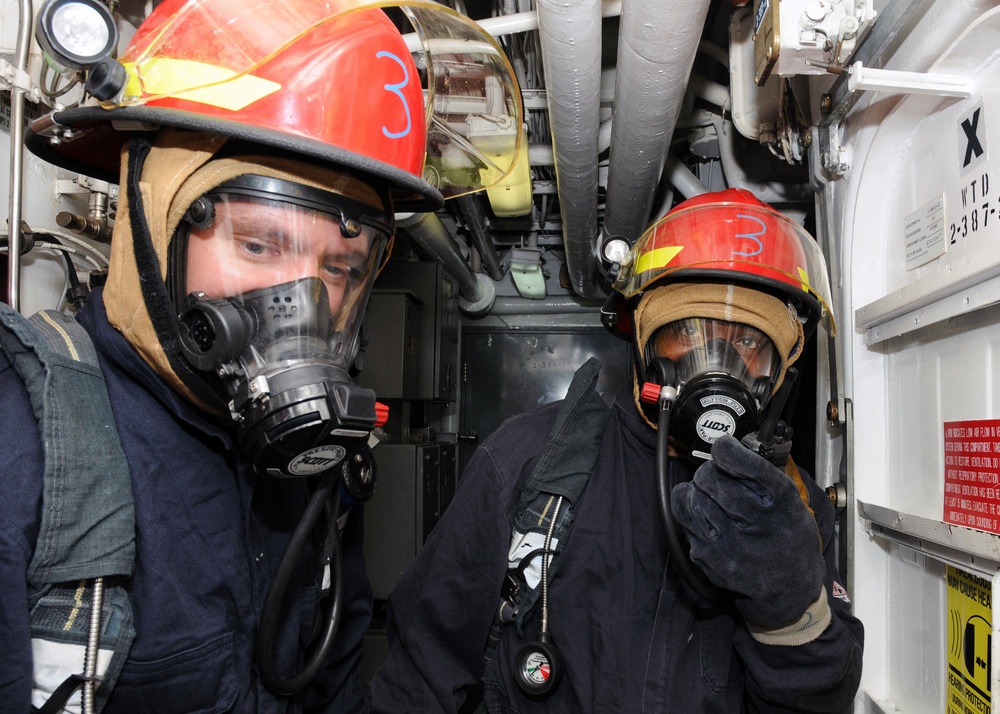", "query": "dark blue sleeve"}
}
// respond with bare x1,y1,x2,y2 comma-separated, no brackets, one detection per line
370,443,518,714
0,355,44,713
736,470,865,714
